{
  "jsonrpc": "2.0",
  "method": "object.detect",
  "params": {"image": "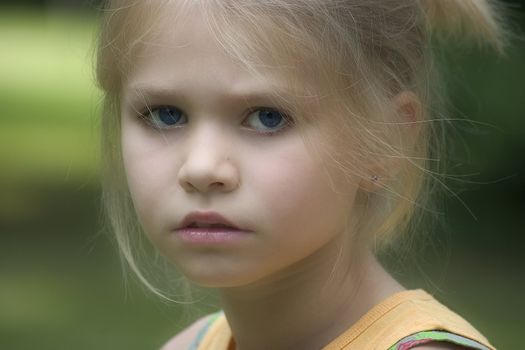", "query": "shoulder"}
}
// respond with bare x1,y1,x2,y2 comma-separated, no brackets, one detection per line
160,313,217,350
